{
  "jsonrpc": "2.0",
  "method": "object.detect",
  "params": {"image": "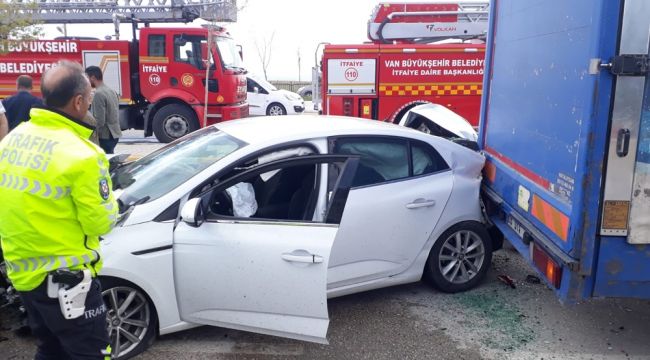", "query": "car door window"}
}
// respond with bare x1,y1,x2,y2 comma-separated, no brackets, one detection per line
332,137,409,187
205,156,356,224
331,137,450,187
247,78,268,94
190,145,318,198
411,141,449,176
211,162,319,221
